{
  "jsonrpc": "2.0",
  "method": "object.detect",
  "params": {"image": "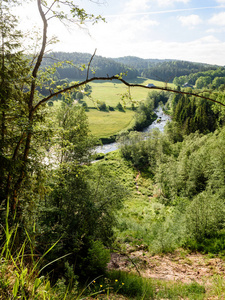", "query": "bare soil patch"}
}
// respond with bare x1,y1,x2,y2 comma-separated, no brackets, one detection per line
108,247,225,286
